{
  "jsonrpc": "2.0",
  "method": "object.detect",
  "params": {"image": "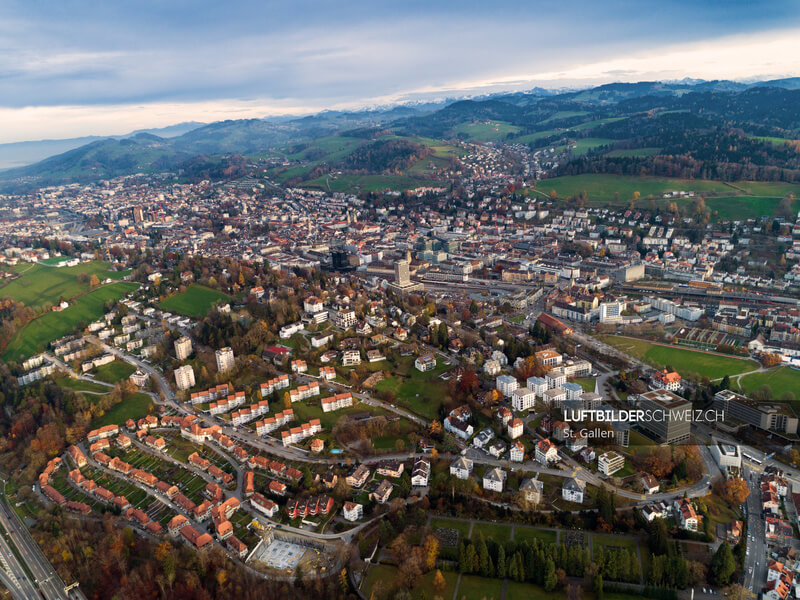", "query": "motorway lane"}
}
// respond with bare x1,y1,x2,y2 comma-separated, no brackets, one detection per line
0,480,79,600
